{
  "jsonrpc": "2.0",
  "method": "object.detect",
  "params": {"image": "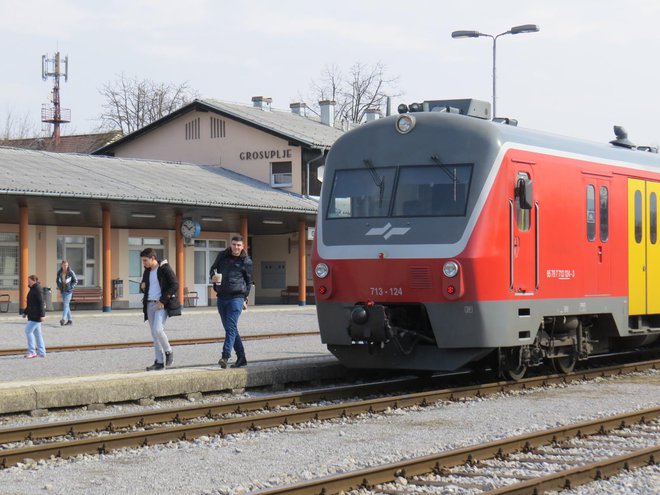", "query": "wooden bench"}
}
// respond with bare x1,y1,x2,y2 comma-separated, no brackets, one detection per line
184,287,199,307
280,285,315,304
70,287,103,309
0,294,10,313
